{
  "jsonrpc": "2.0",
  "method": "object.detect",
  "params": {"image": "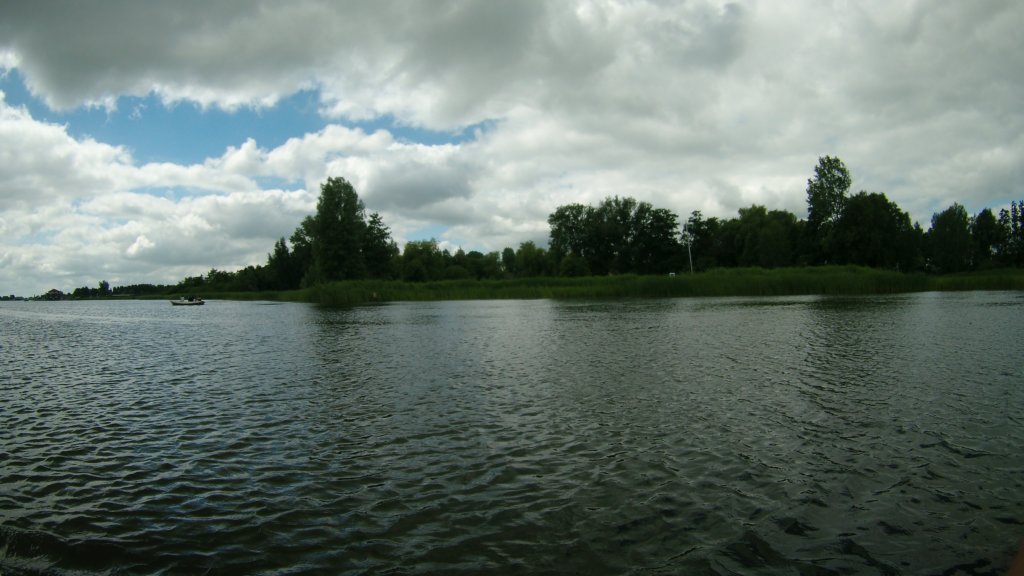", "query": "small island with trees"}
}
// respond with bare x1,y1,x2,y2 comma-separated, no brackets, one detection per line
48,156,1024,304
